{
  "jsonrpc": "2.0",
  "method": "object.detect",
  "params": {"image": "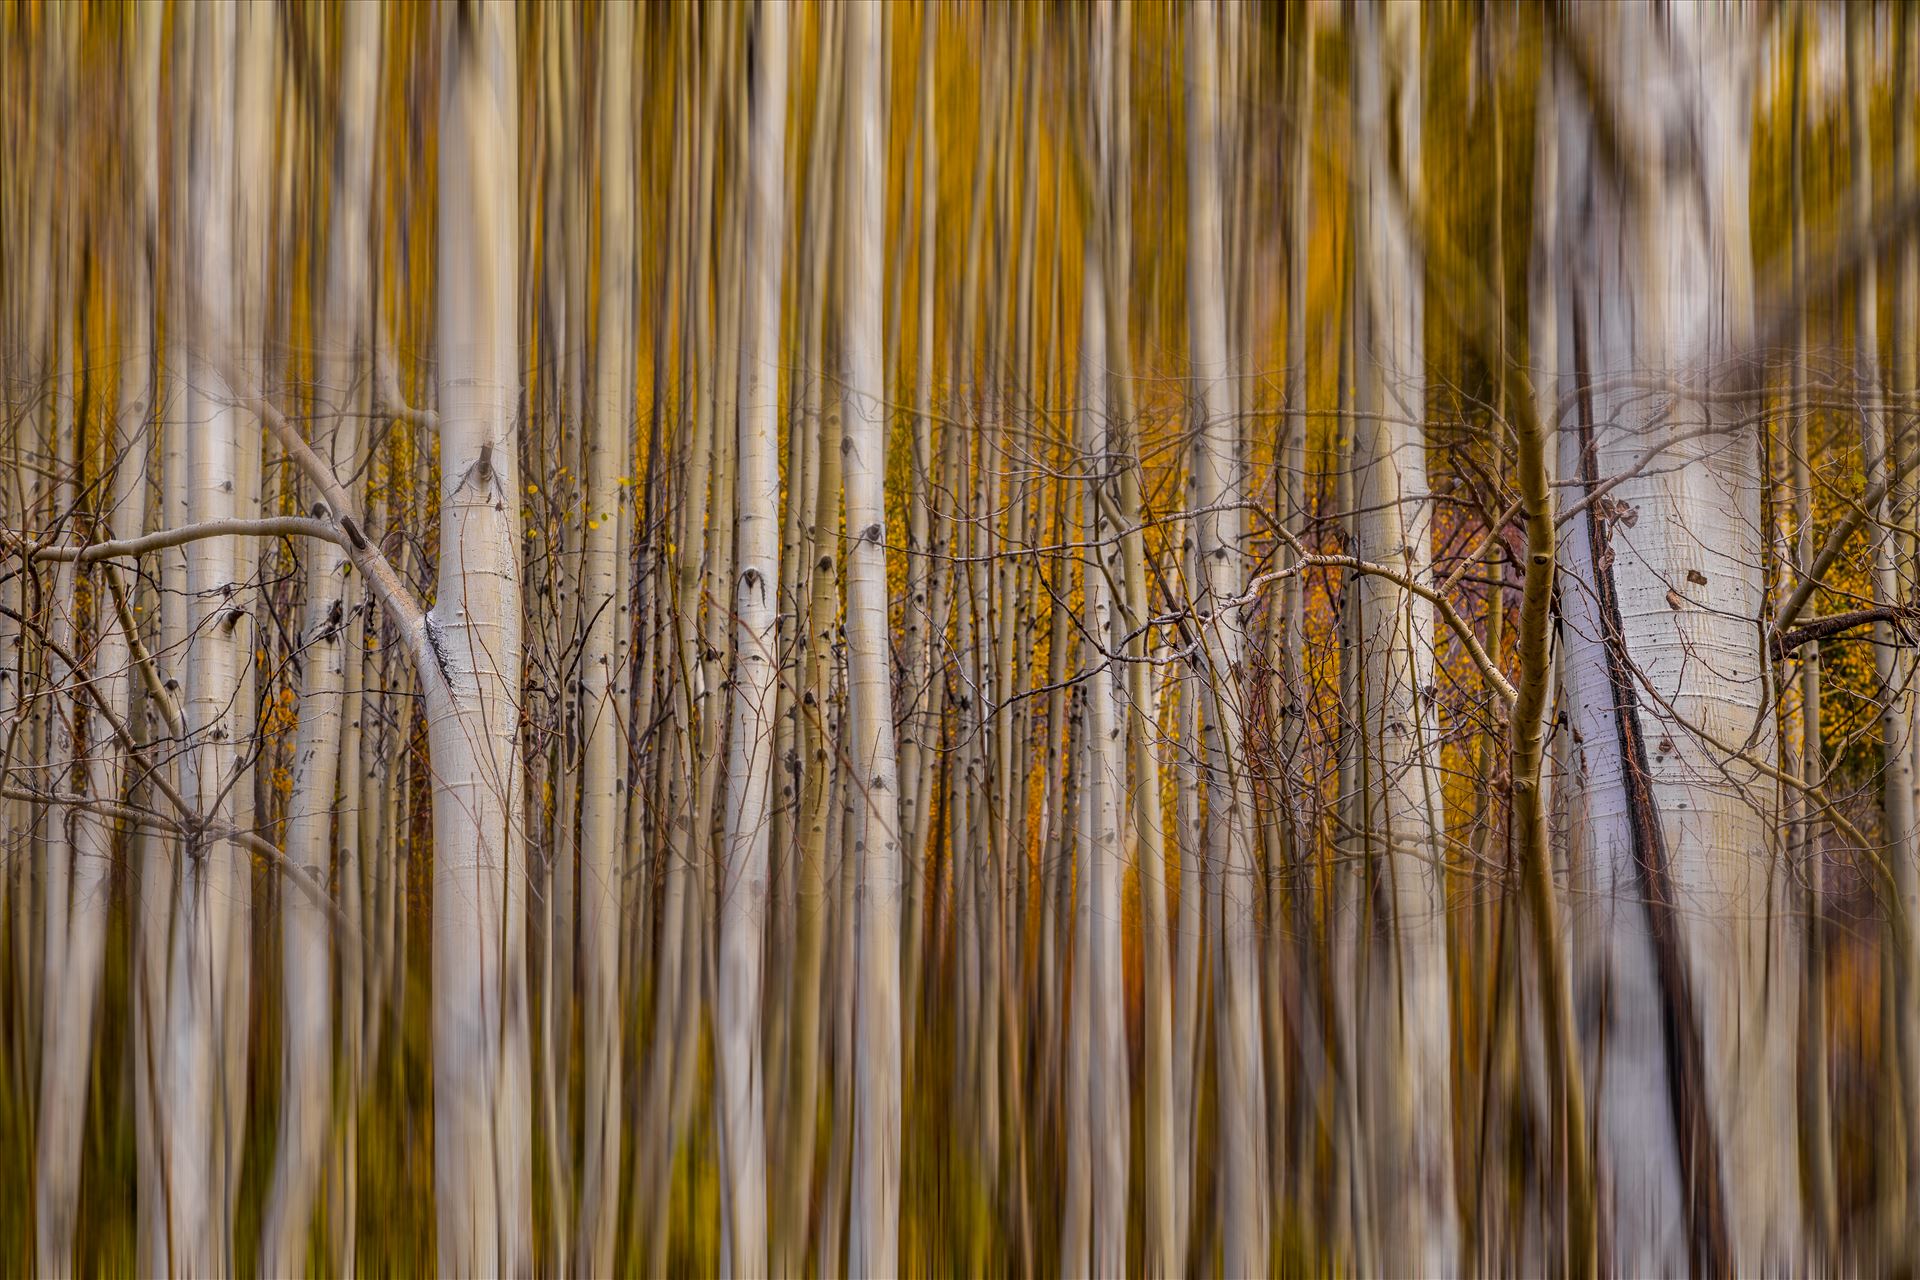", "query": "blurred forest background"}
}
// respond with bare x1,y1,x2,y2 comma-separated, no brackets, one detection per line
3,1,1919,1275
